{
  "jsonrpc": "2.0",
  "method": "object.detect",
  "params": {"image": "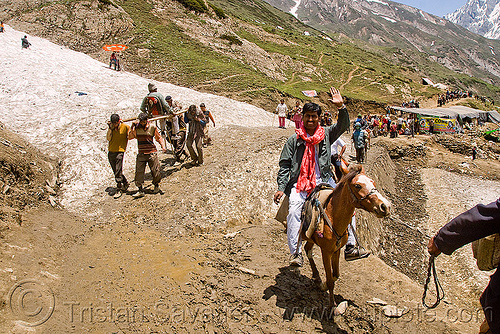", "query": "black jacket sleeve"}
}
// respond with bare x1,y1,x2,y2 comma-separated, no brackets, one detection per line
327,107,349,142
434,198,500,255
